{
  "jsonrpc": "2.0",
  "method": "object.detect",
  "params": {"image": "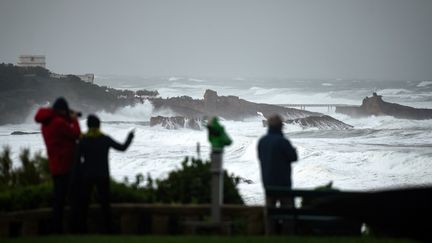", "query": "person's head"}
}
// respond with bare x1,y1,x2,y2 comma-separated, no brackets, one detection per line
87,114,100,129
267,114,283,131
52,97,70,114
